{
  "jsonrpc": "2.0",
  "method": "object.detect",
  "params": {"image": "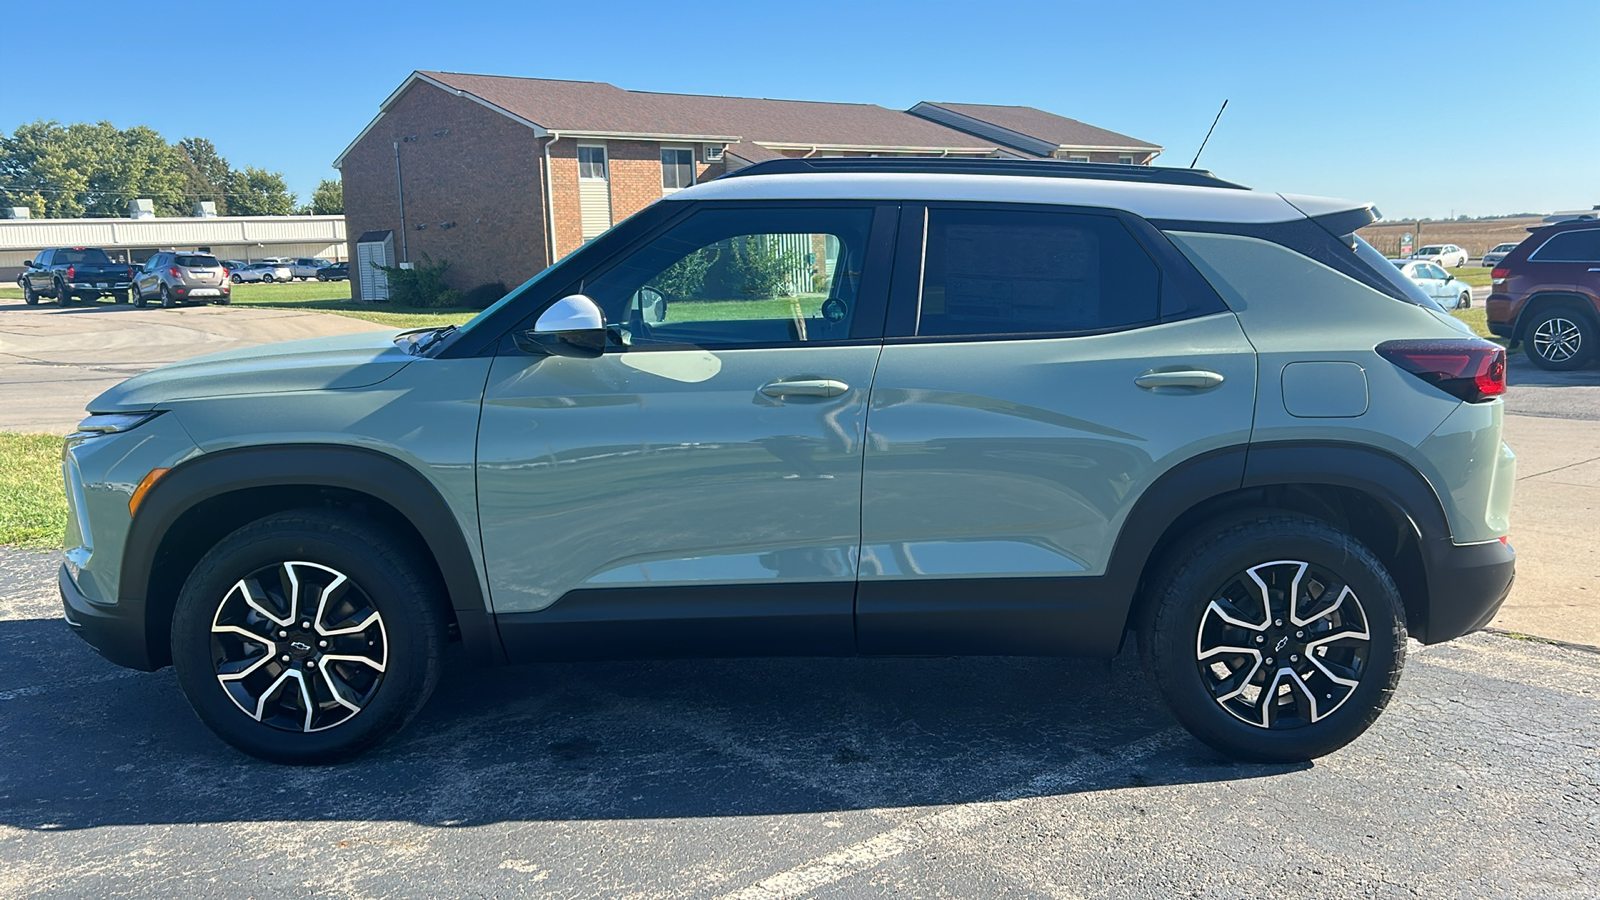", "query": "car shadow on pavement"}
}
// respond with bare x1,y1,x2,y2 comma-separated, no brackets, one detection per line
0,616,1300,830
